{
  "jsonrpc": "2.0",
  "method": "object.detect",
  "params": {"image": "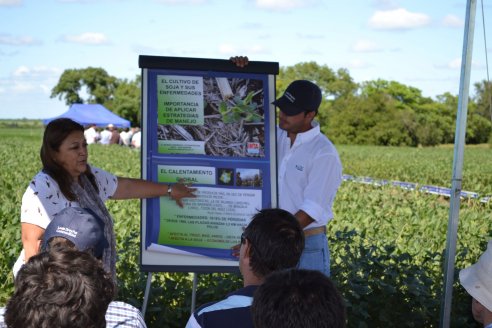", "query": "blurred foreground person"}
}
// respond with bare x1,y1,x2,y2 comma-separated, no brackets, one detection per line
252,268,346,328
3,249,115,328
460,240,492,328
185,208,304,328
1,207,147,328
